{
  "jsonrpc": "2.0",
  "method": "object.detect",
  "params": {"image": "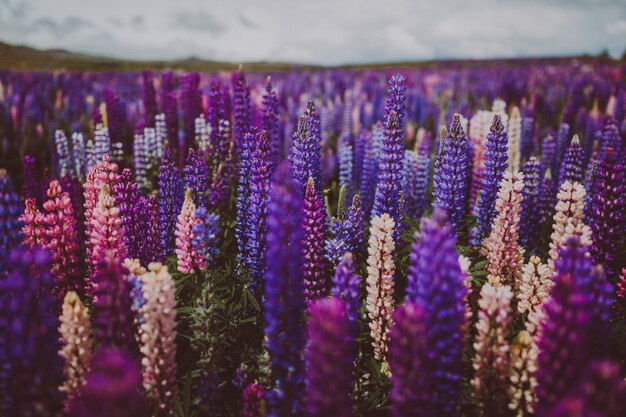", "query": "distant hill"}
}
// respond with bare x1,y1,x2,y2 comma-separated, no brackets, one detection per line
0,40,618,72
